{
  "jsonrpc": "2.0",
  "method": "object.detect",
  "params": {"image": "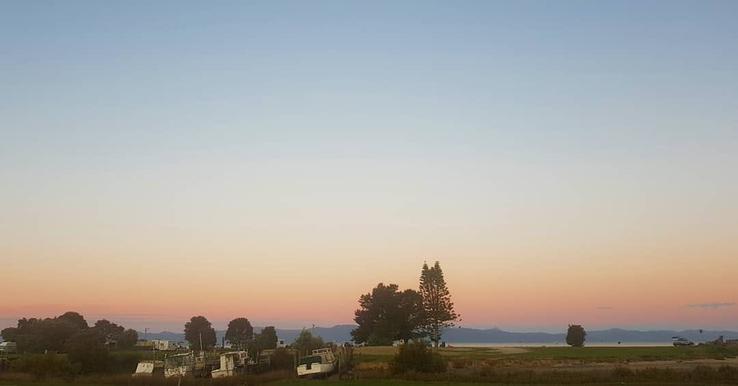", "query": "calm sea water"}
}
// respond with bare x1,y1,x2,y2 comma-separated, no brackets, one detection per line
447,342,674,347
